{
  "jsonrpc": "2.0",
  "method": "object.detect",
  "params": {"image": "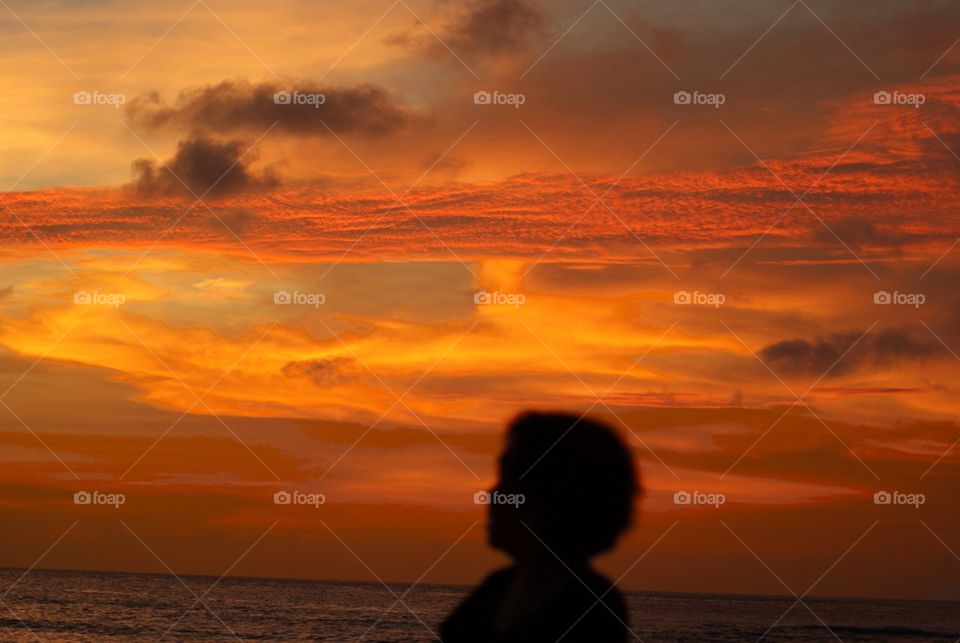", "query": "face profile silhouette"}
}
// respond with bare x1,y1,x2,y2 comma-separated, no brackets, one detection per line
442,411,640,643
